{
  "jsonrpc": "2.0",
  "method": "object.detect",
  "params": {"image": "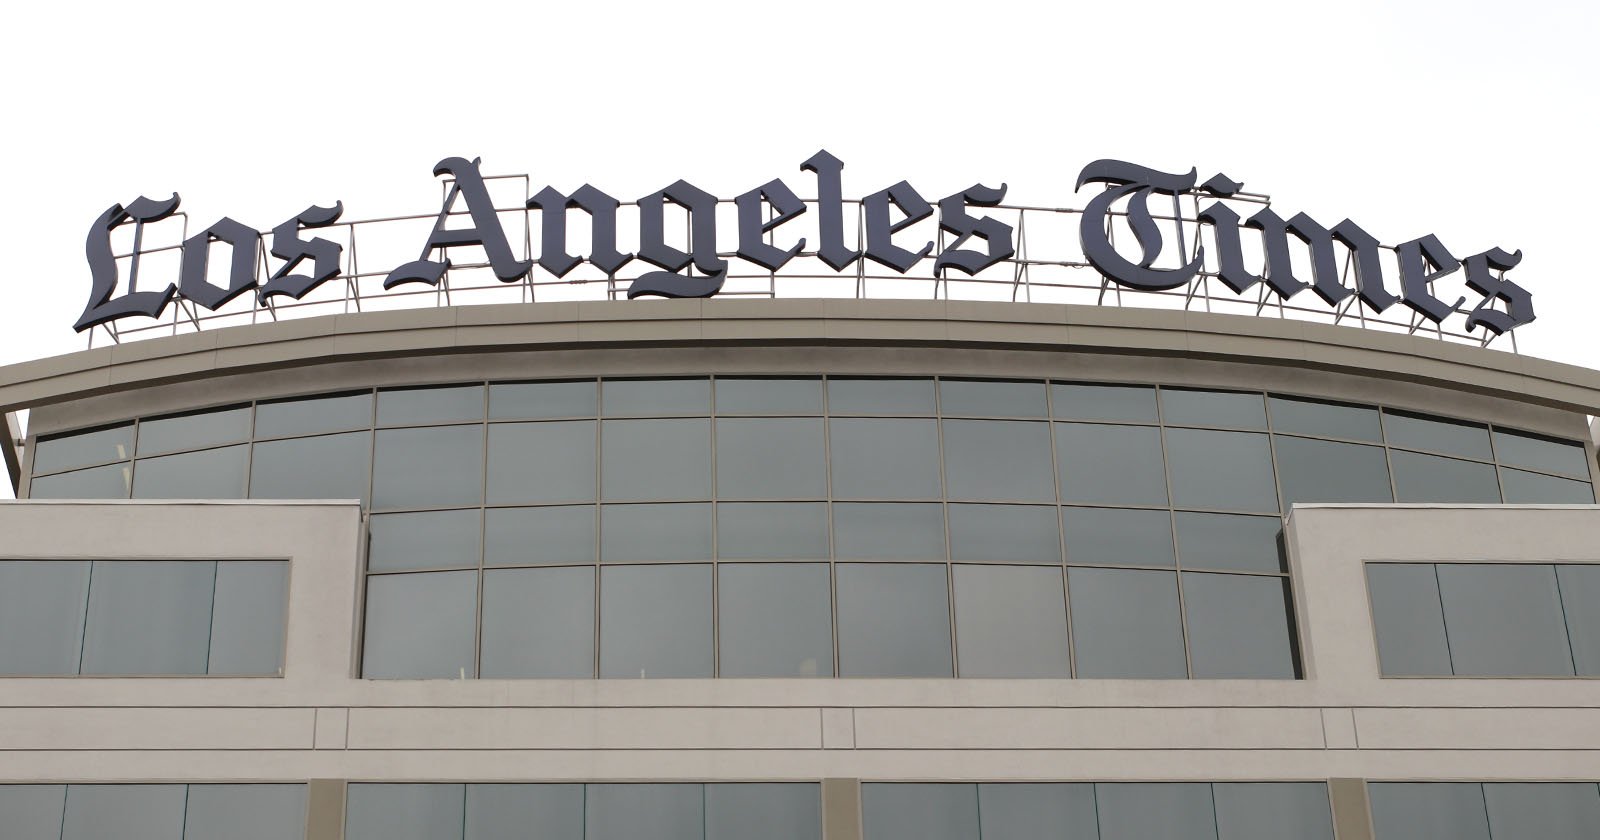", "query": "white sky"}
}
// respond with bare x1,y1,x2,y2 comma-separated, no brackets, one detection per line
1,0,1596,368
